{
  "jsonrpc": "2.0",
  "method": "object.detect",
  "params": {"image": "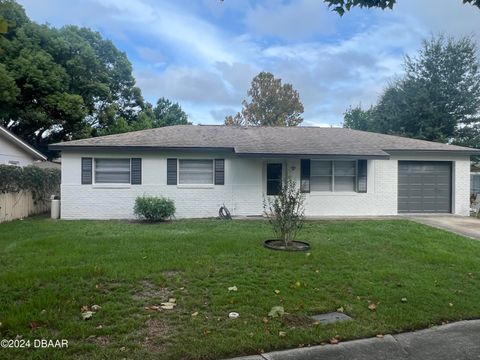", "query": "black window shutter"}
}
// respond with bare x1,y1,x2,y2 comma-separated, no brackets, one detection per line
81,157,92,184
215,159,225,185
131,158,142,185
300,159,310,193
167,158,177,185
357,160,368,193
